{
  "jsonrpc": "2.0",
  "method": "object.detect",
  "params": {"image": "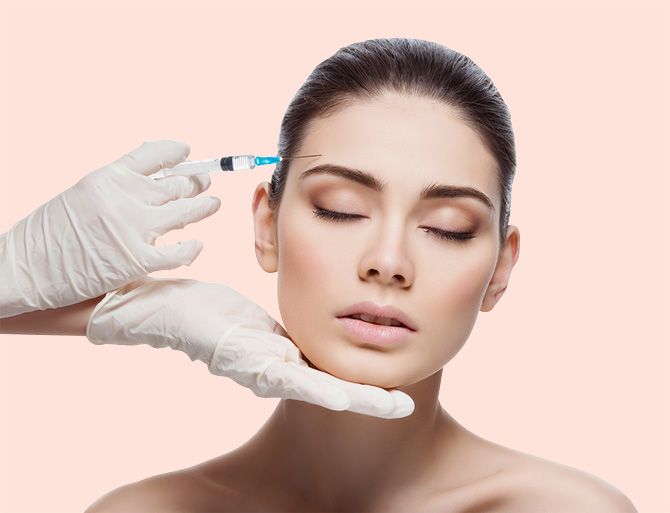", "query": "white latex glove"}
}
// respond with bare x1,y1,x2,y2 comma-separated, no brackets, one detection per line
87,277,416,419
0,141,221,318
